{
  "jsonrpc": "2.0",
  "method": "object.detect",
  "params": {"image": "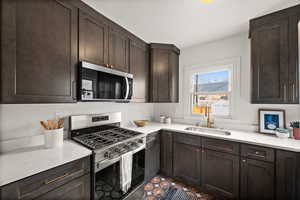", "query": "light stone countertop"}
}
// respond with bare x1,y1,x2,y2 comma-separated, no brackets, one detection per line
123,122,300,152
0,140,92,187
2,122,300,187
